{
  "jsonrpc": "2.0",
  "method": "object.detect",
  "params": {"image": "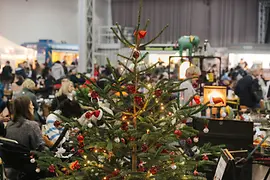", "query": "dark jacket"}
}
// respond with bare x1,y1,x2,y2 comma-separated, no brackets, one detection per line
235,75,262,108
2,65,12,80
